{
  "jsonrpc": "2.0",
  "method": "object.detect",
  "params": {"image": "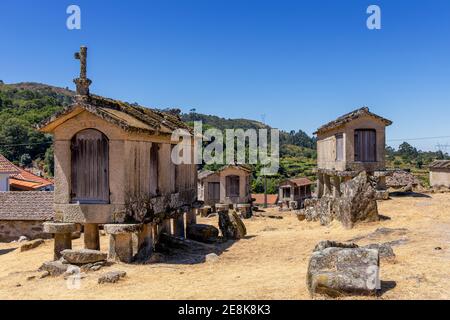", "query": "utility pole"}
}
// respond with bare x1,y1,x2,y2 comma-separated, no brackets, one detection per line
261,114,268,208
